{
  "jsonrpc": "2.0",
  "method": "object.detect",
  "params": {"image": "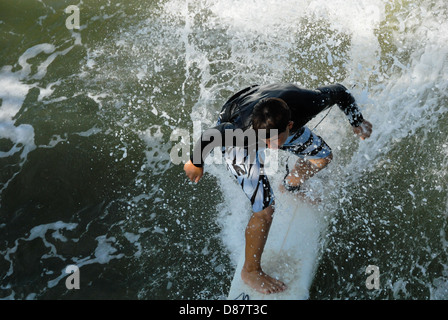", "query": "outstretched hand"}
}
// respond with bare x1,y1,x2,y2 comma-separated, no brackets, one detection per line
353,120,373,140
184,160,204,183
